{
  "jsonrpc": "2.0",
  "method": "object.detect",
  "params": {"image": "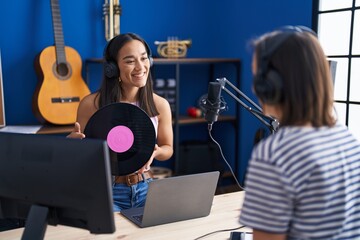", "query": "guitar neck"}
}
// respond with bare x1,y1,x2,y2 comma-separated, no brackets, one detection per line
50,0,66,64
